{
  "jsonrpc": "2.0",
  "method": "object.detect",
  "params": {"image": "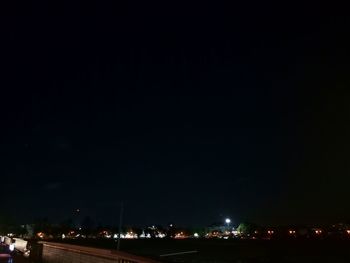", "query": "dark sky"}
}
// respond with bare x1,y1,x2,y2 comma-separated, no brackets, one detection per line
1,2,350,226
